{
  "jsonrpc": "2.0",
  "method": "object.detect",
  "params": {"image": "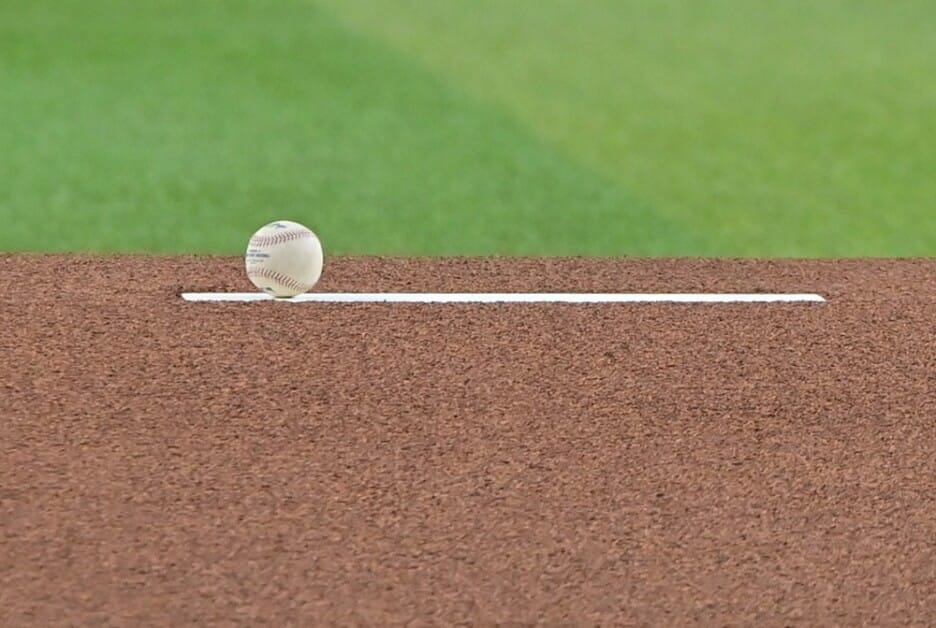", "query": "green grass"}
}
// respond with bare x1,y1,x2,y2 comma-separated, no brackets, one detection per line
1,0,934,255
